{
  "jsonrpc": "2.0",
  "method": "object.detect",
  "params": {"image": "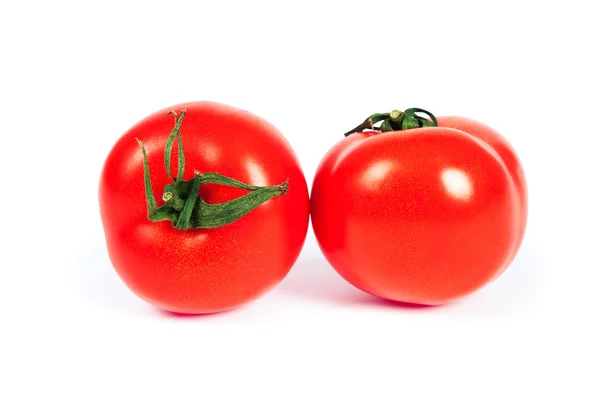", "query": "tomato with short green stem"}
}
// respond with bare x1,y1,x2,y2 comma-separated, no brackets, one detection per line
311,108,527,305
99,102,309,314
